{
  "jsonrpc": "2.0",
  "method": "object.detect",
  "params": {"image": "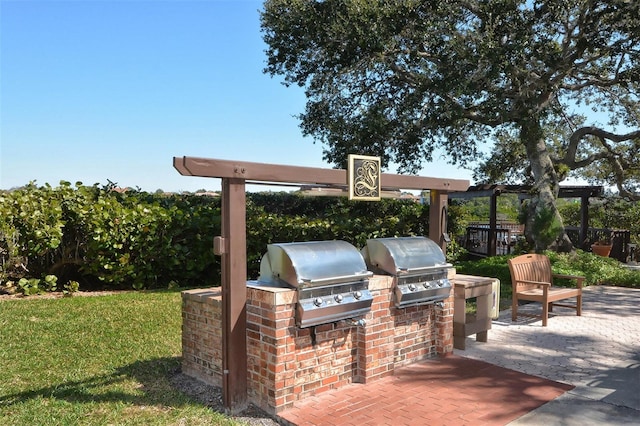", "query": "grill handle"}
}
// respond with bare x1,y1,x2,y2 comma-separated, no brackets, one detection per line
299,271,373,286
396,264,453,275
